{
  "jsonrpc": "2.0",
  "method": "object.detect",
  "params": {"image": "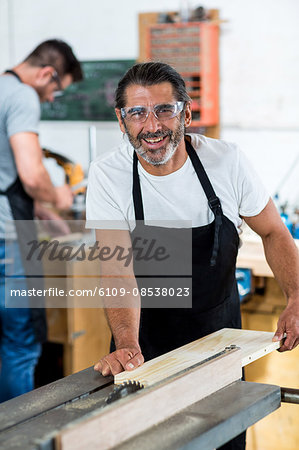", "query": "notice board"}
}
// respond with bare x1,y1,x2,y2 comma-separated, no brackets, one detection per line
41,60,135,121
